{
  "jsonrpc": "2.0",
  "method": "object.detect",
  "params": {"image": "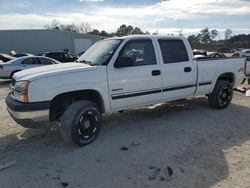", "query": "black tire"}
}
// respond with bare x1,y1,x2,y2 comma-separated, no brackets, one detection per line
60,100,102,146
208,80,233,109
